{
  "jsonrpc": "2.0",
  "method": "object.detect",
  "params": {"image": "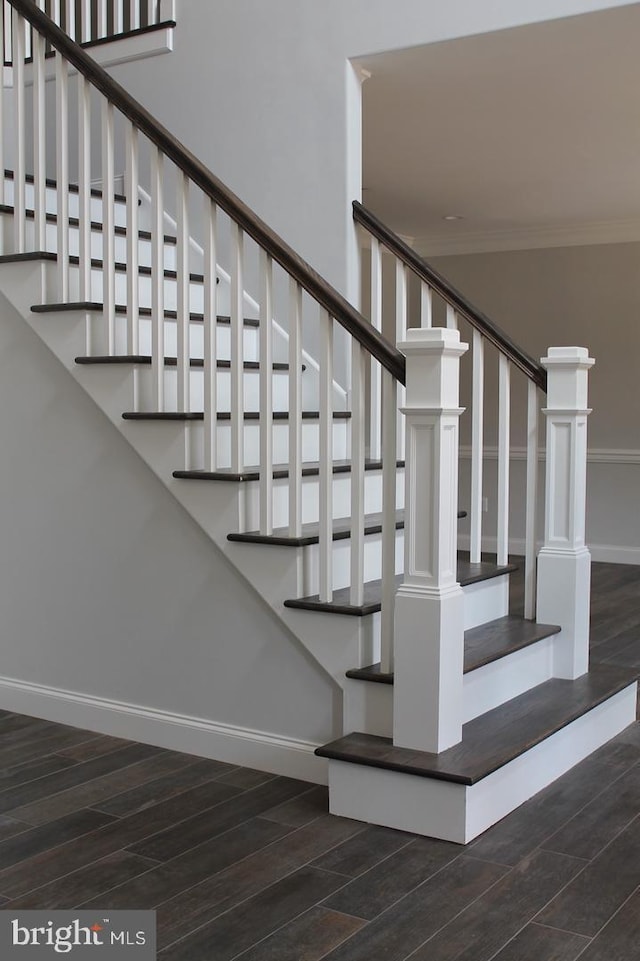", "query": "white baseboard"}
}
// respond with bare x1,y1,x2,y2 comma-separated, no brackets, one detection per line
0,675,327,785
457,535,640,566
